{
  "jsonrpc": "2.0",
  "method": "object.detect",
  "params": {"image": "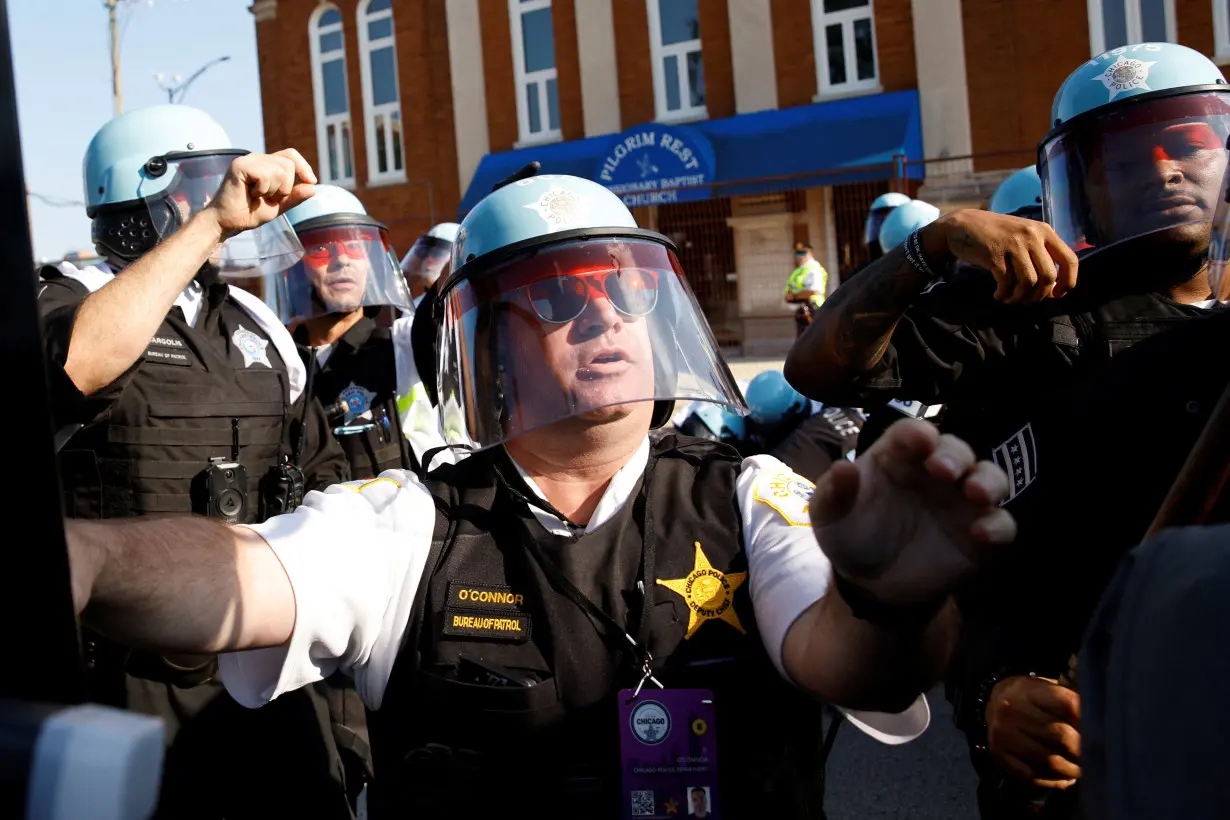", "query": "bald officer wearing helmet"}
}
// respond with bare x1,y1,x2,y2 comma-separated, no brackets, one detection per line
37,105,351,818
64,173,1019,820
787,42,1229,814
